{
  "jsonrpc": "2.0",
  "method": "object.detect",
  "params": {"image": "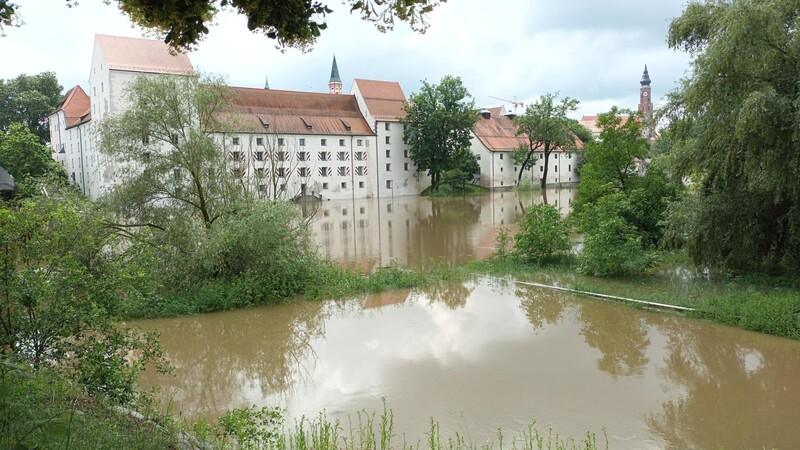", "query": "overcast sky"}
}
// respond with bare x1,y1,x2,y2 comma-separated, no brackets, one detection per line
1,0,693,118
